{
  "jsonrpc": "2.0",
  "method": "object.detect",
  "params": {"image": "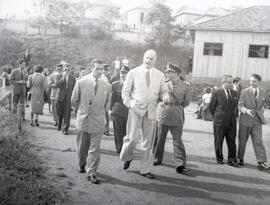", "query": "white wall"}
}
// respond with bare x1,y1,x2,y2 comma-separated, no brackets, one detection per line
175,13,201,27
192,30,270,81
